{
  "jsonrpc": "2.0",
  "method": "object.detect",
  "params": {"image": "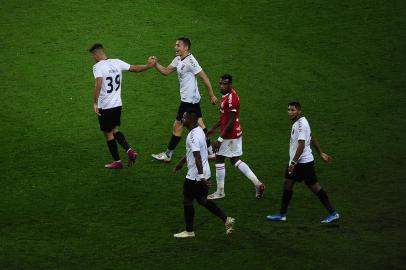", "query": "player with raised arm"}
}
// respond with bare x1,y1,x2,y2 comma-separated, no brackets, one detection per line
89,43,155,168
150,37,217,163
266,102,339,224
206,74,265,200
